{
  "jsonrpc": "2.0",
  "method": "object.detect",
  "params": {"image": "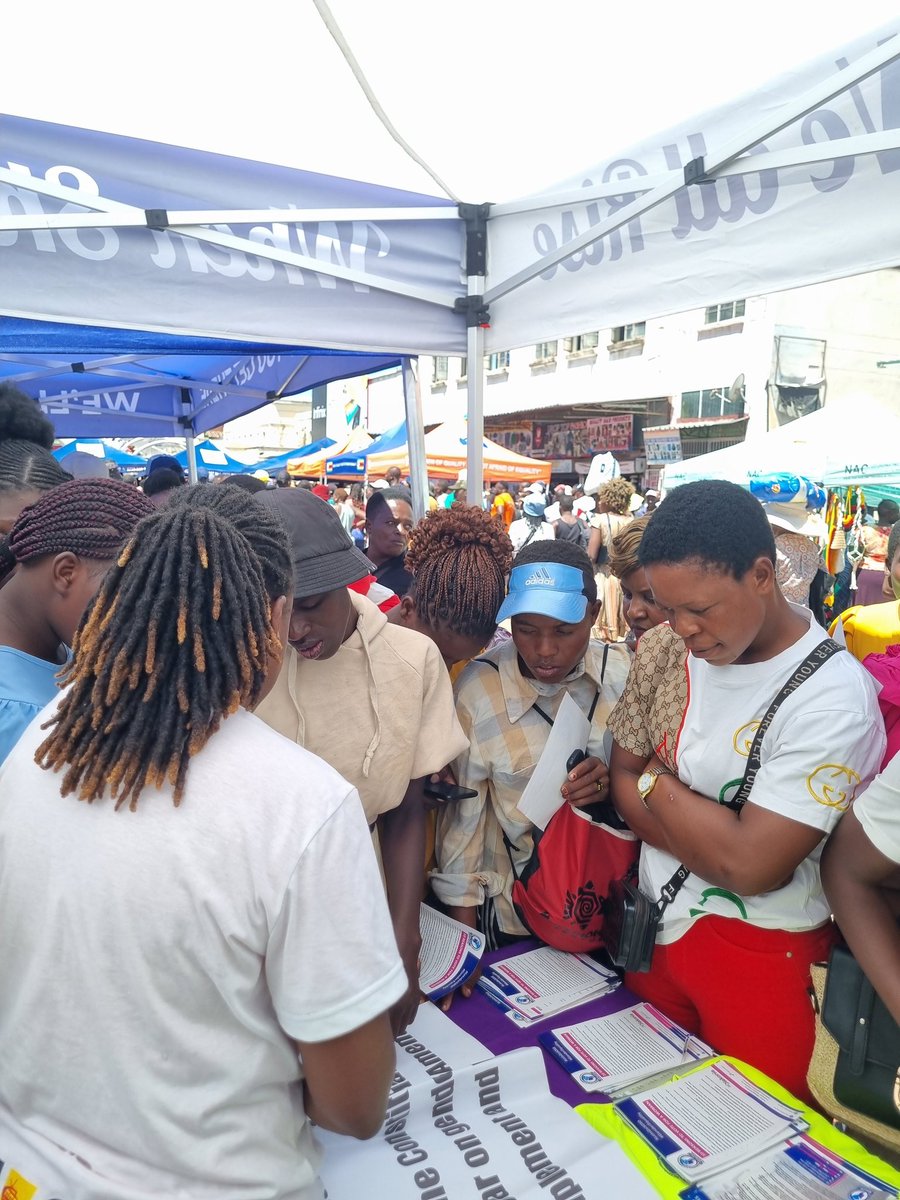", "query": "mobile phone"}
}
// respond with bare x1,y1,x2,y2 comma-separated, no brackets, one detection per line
566,749,587,773
424,781,479,802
